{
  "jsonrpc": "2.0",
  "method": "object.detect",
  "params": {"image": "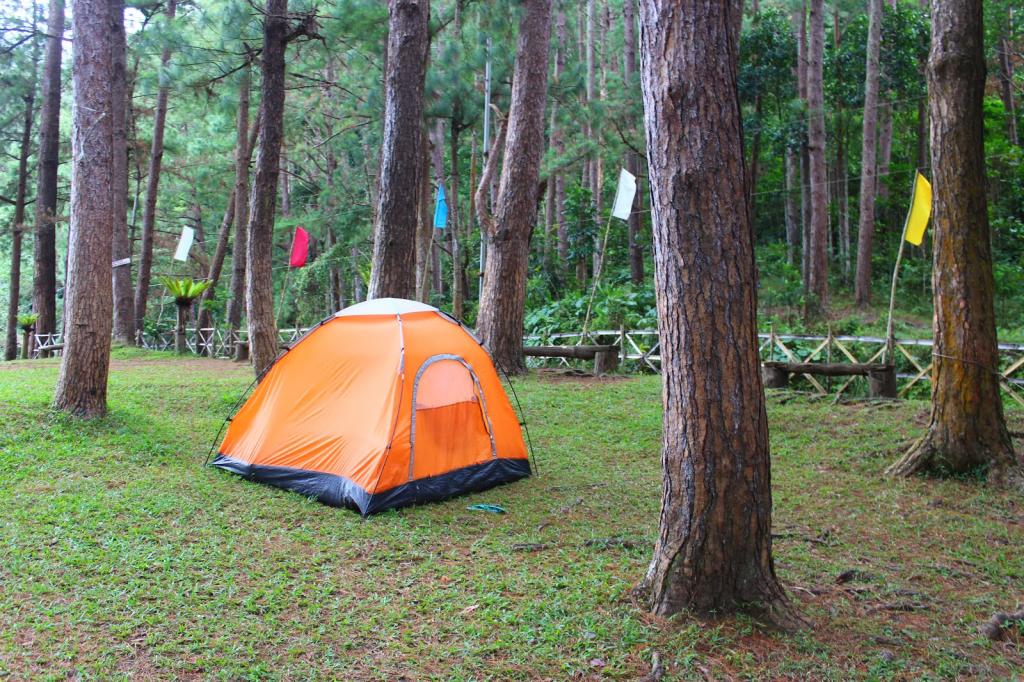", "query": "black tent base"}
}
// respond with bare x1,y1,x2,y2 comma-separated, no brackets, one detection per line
211,454,531,516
